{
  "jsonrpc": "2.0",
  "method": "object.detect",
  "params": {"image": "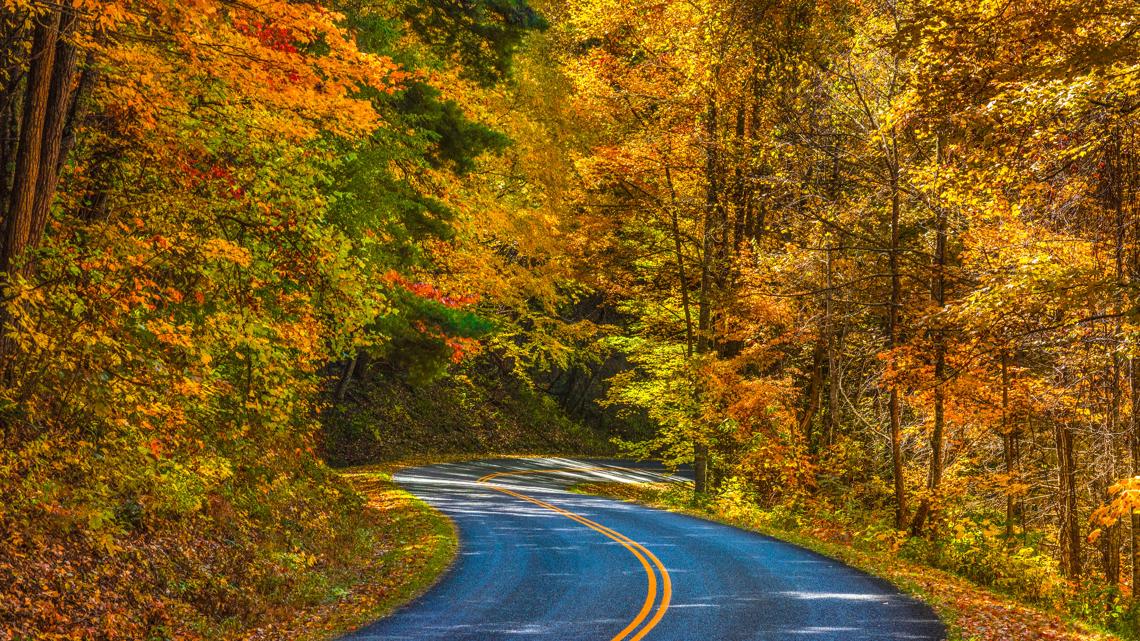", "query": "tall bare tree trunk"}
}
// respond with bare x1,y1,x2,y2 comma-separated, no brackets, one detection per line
1101,426,1121,585
888,155,906,530
823,246,837,449
1001,351,1019,545
1131,356,1140,595
822,146,842,450
694,96,719,495
1121,126,1140,597
665,165,694,358
1105,142,1126,586
731,104,746,254
912,143,947,535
